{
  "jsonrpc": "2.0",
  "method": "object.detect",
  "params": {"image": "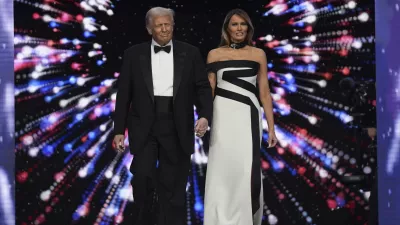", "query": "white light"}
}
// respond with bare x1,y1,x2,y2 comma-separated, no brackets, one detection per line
358,12,369,22
87,147,96,157
88,51,97,57
111,175,120,184
77,77,86,86
363,166,372,174
309,35,316,42
268,214,278,225
31,72,40,79
40,190,51,201
100,135,107,143
318,80,327,88
100,124,107,131
42,14,53,22
305,15,317,23
271,4,286,15
284,73,293,80
14,36,22,45
28,86,39,93
80,2,95,11
16,53,24,60
53,86,60,93
119,188,131,200
304,2,315,11
48,114,58,123
59,99,68,108
311,54,320,62
308,116,317,124
104,79,113,87
21,46,33,57
23,135,33,145
94,107,102,116
93,43,102,49
107,9,114,16
35,45,52,57
352,40,363,49
78,97,90,109
265,34,273,41
28,147,40,157
283,44,293,51
319,169,328,178
348,1,357,9
78,167,88,178
82,17,94,25
100,25,108,30
97,5,106,11
271,93,282,101
111,93,117,101
105,170,113,179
